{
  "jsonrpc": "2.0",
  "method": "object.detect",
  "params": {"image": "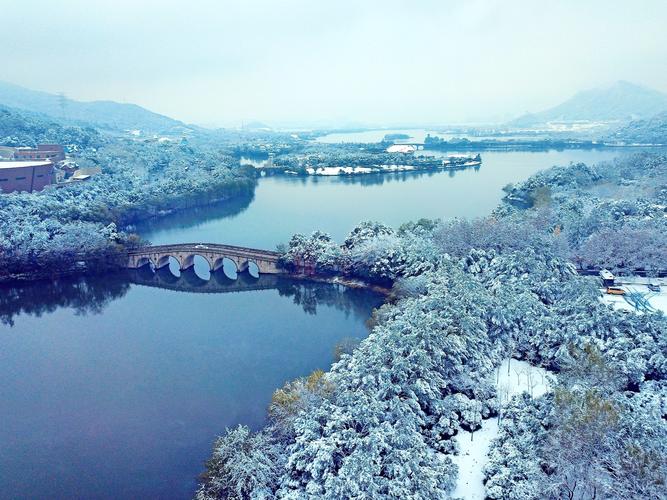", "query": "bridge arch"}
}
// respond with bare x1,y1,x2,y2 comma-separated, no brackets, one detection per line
156,254,181,269
155,265,180,284
156,255,181,277
212,257,225,272
239,259,260,278
237,259,249,273
180,254,214,272
135,256,155,269
213,257,239,279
